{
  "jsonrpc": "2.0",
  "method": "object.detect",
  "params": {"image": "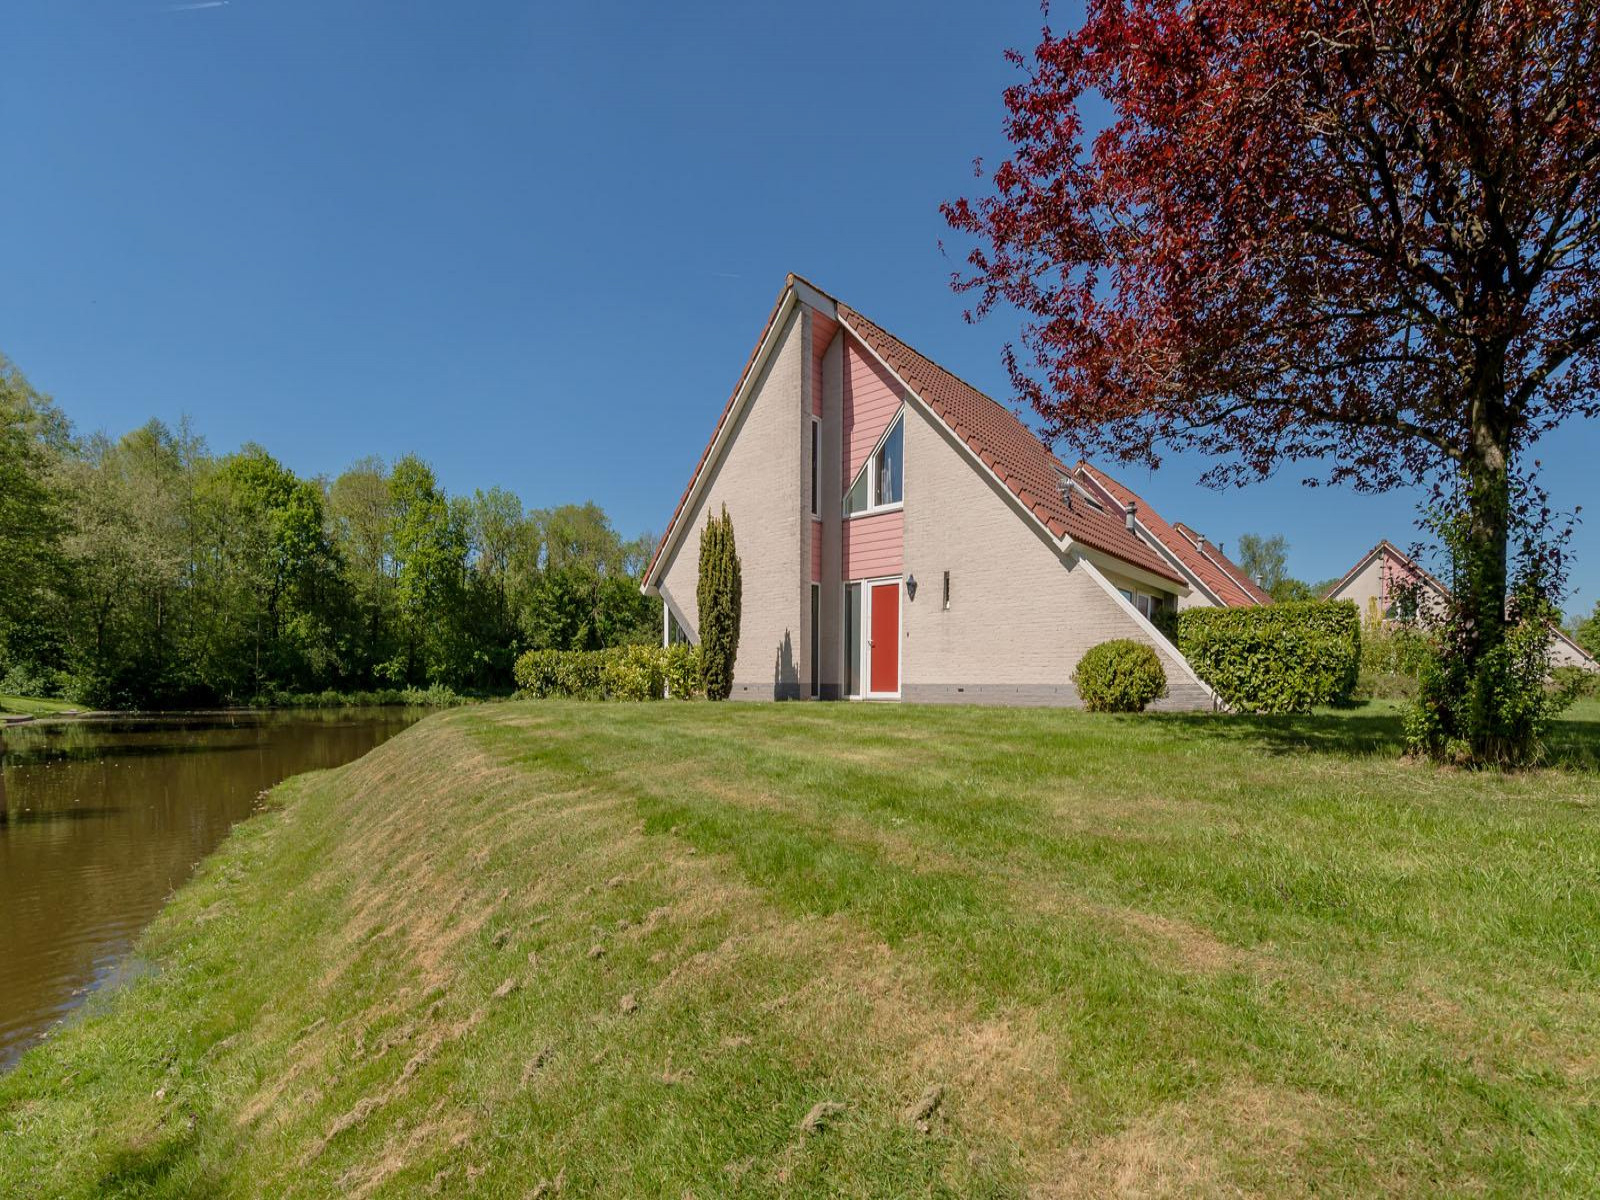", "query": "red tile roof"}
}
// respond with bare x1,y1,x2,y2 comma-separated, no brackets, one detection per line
1170,523,1275,606
1073,464,1265,607
832,299,1185,585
